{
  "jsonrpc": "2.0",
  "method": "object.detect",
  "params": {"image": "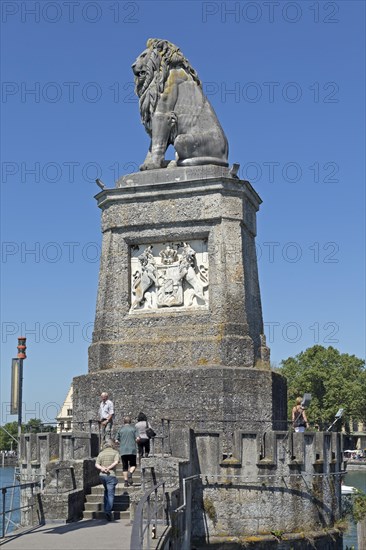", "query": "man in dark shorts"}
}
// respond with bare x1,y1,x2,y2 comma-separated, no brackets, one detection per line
115,416,139,487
